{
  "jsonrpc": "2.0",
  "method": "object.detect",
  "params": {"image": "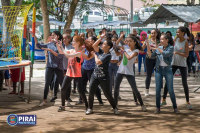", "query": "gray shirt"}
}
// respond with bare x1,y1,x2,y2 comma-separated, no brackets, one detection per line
172,38,187,67
63,44,74,70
